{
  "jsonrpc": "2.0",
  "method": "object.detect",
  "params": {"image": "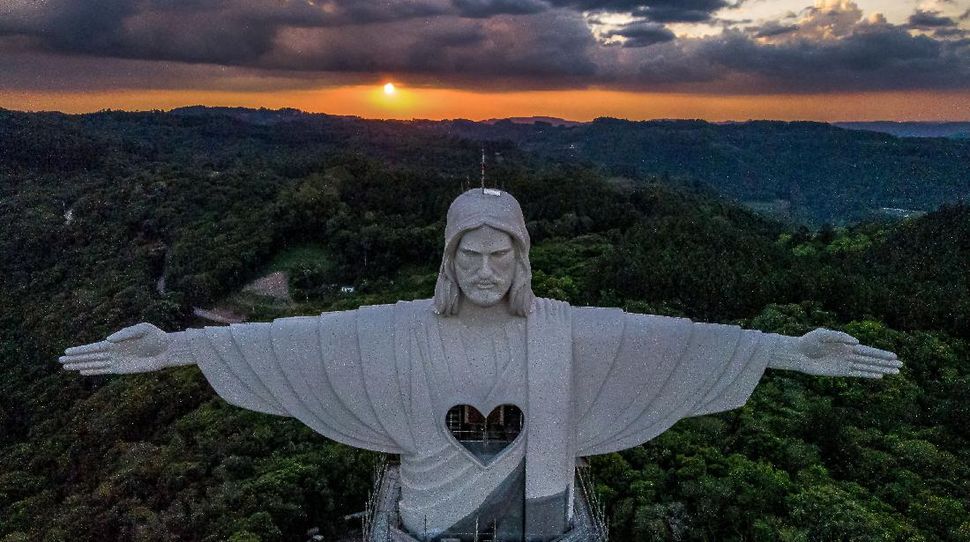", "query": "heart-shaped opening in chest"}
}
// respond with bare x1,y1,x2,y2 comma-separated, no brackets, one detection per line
446,404,524,465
